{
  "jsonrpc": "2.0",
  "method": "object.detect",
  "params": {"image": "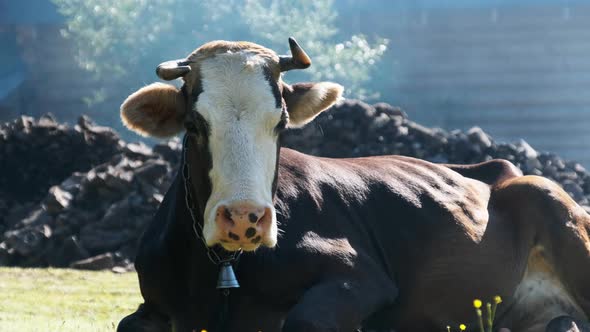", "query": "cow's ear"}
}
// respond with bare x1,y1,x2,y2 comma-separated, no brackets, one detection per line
283,82,343,128
120,83,187,138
